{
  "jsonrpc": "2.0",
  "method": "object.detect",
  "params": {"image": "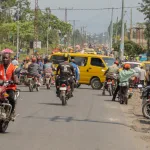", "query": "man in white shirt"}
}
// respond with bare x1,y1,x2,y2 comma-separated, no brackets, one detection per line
139,66,146,86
